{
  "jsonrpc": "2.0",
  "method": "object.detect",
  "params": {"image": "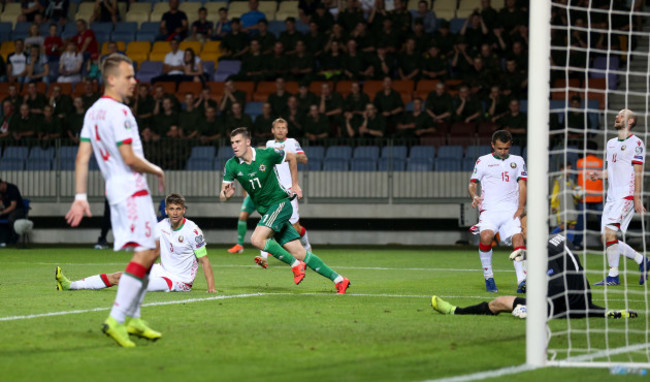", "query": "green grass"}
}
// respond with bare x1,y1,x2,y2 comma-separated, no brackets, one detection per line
0,246,647,382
